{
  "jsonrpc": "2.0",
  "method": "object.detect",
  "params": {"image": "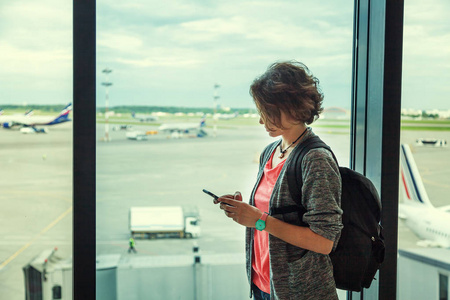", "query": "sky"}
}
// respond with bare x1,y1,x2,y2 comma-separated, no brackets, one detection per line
0,0,449,110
